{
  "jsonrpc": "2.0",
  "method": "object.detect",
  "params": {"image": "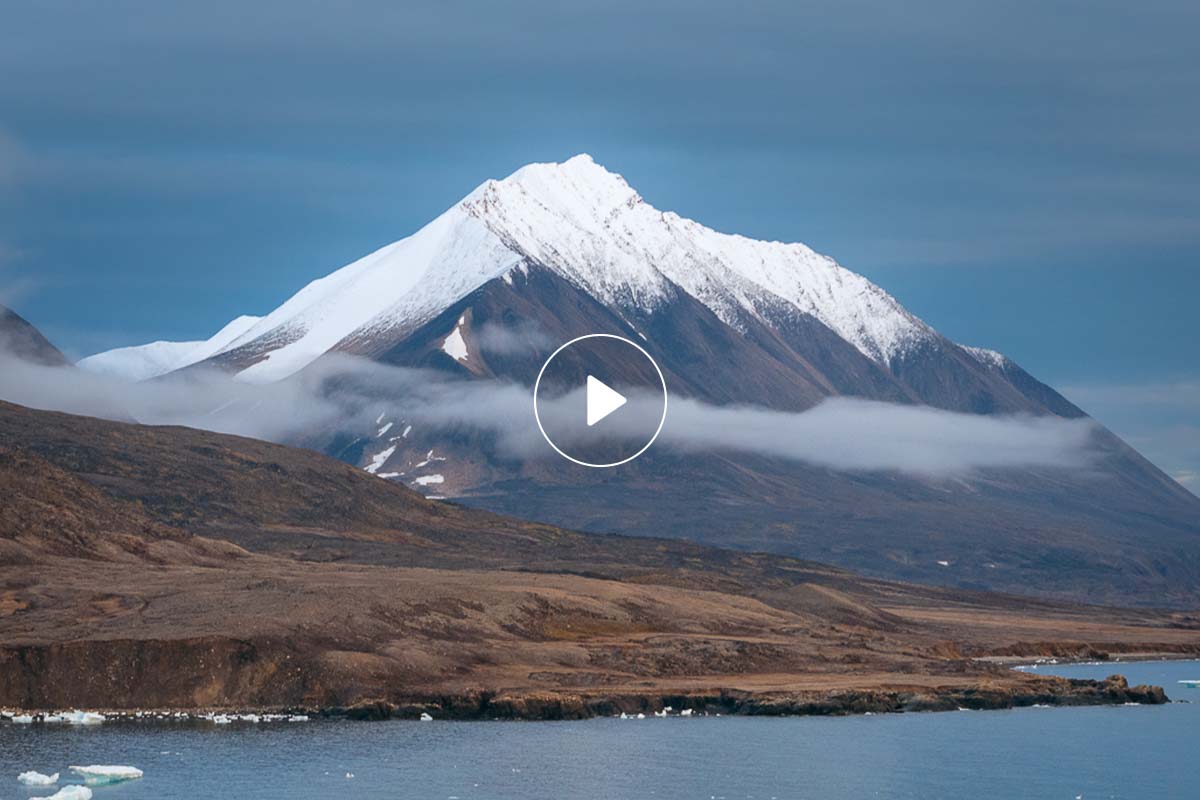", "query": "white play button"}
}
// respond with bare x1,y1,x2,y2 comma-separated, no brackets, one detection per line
586,374,627,426
533,333,668,468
